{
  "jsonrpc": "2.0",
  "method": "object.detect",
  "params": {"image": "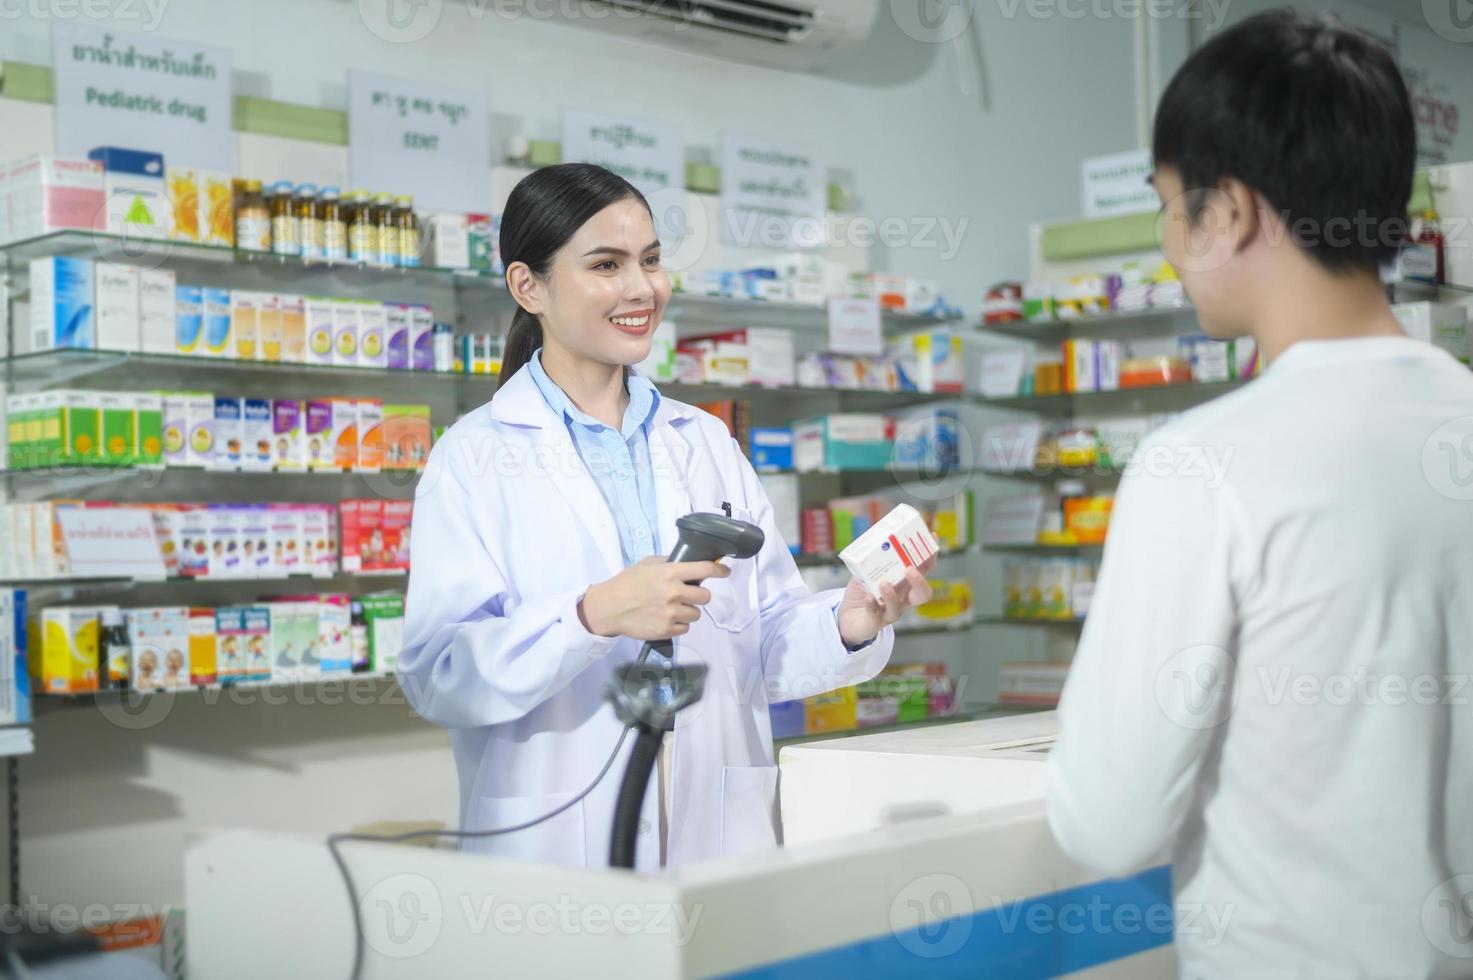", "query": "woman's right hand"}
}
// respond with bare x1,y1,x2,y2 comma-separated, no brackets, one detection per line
578,557,731,640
